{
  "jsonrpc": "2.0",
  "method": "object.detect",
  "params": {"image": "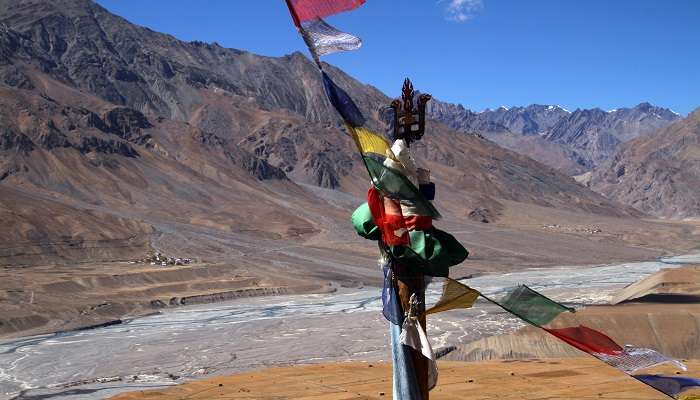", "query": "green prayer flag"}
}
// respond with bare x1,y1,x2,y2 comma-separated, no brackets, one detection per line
387,228,468,277
499,285,575,326
351,202,380,241
362,156,440,219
